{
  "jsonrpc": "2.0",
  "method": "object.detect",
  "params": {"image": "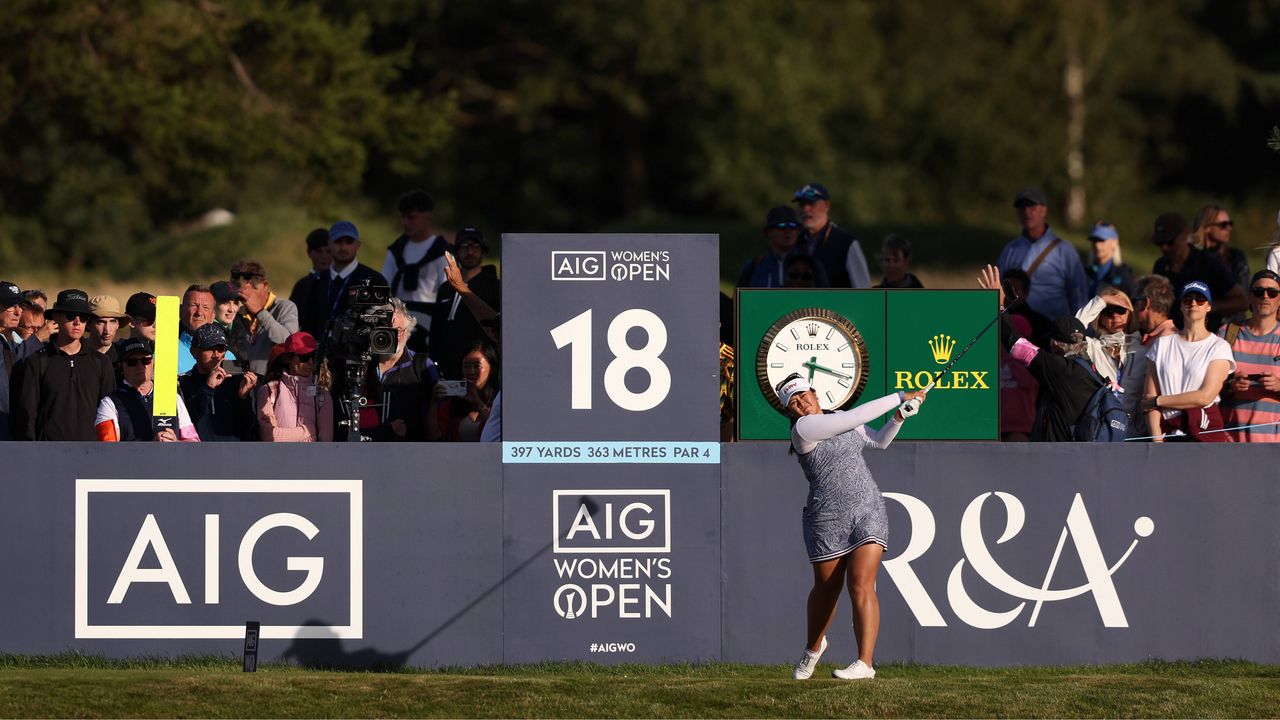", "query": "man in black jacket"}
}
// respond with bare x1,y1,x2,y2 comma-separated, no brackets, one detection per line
429,226,501,378
290,228,333,340
10,289,115,440
300,220,388,346
177,323,259,441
